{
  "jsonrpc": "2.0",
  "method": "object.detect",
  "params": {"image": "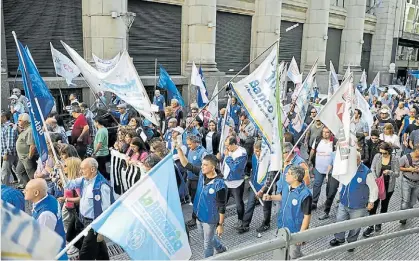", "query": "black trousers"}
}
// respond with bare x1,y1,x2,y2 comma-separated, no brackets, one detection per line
226,182,245,221
188,179,198,203
95,155,110,180
369,191,394,215
324,174,340,214
242,189,272,227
